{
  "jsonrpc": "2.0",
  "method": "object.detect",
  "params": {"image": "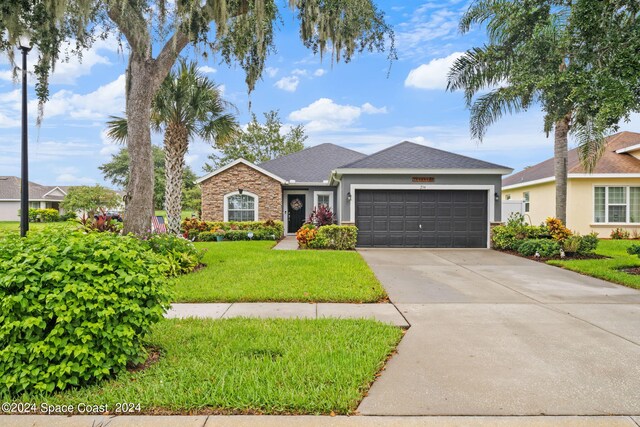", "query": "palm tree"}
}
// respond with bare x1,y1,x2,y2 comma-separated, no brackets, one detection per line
107,60,240,234
446,0,626,225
